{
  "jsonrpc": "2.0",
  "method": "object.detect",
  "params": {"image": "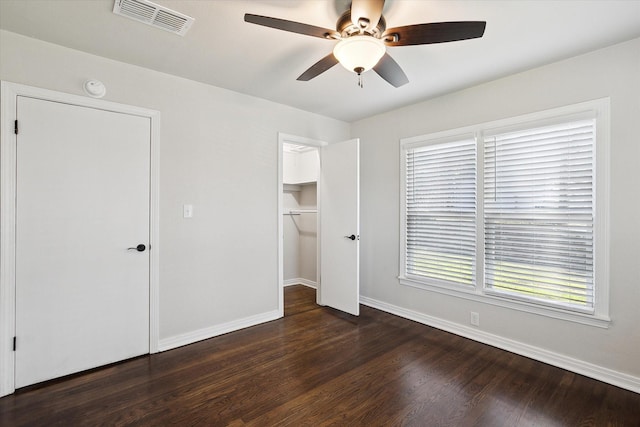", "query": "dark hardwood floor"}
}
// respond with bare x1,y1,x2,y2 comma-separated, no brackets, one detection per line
1,284,639,426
